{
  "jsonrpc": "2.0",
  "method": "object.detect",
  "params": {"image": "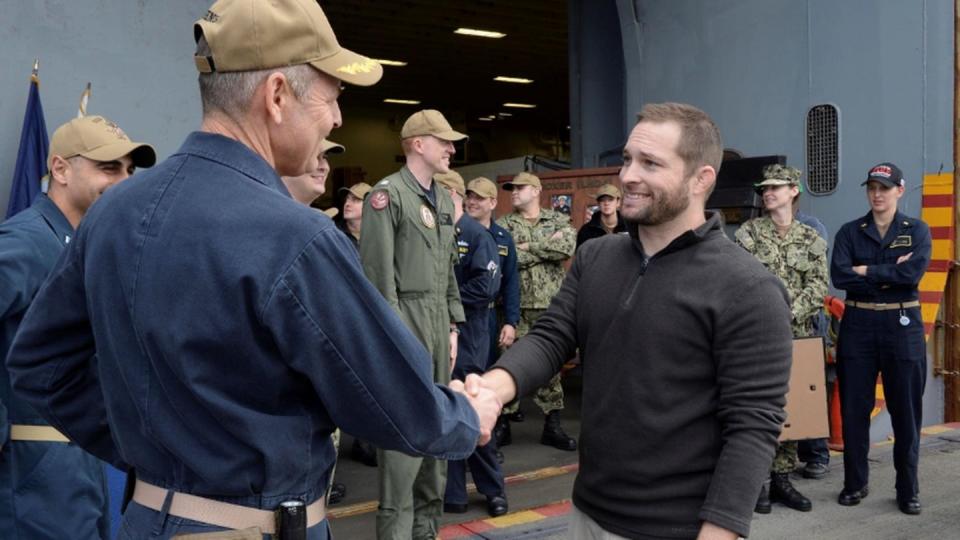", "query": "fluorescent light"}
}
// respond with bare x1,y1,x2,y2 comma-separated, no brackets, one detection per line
478,117,494,121
494,76,533,84
497,112,513,117
454,27,506,39
383,98,420,105
503,102,537,109
373,58,407,67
